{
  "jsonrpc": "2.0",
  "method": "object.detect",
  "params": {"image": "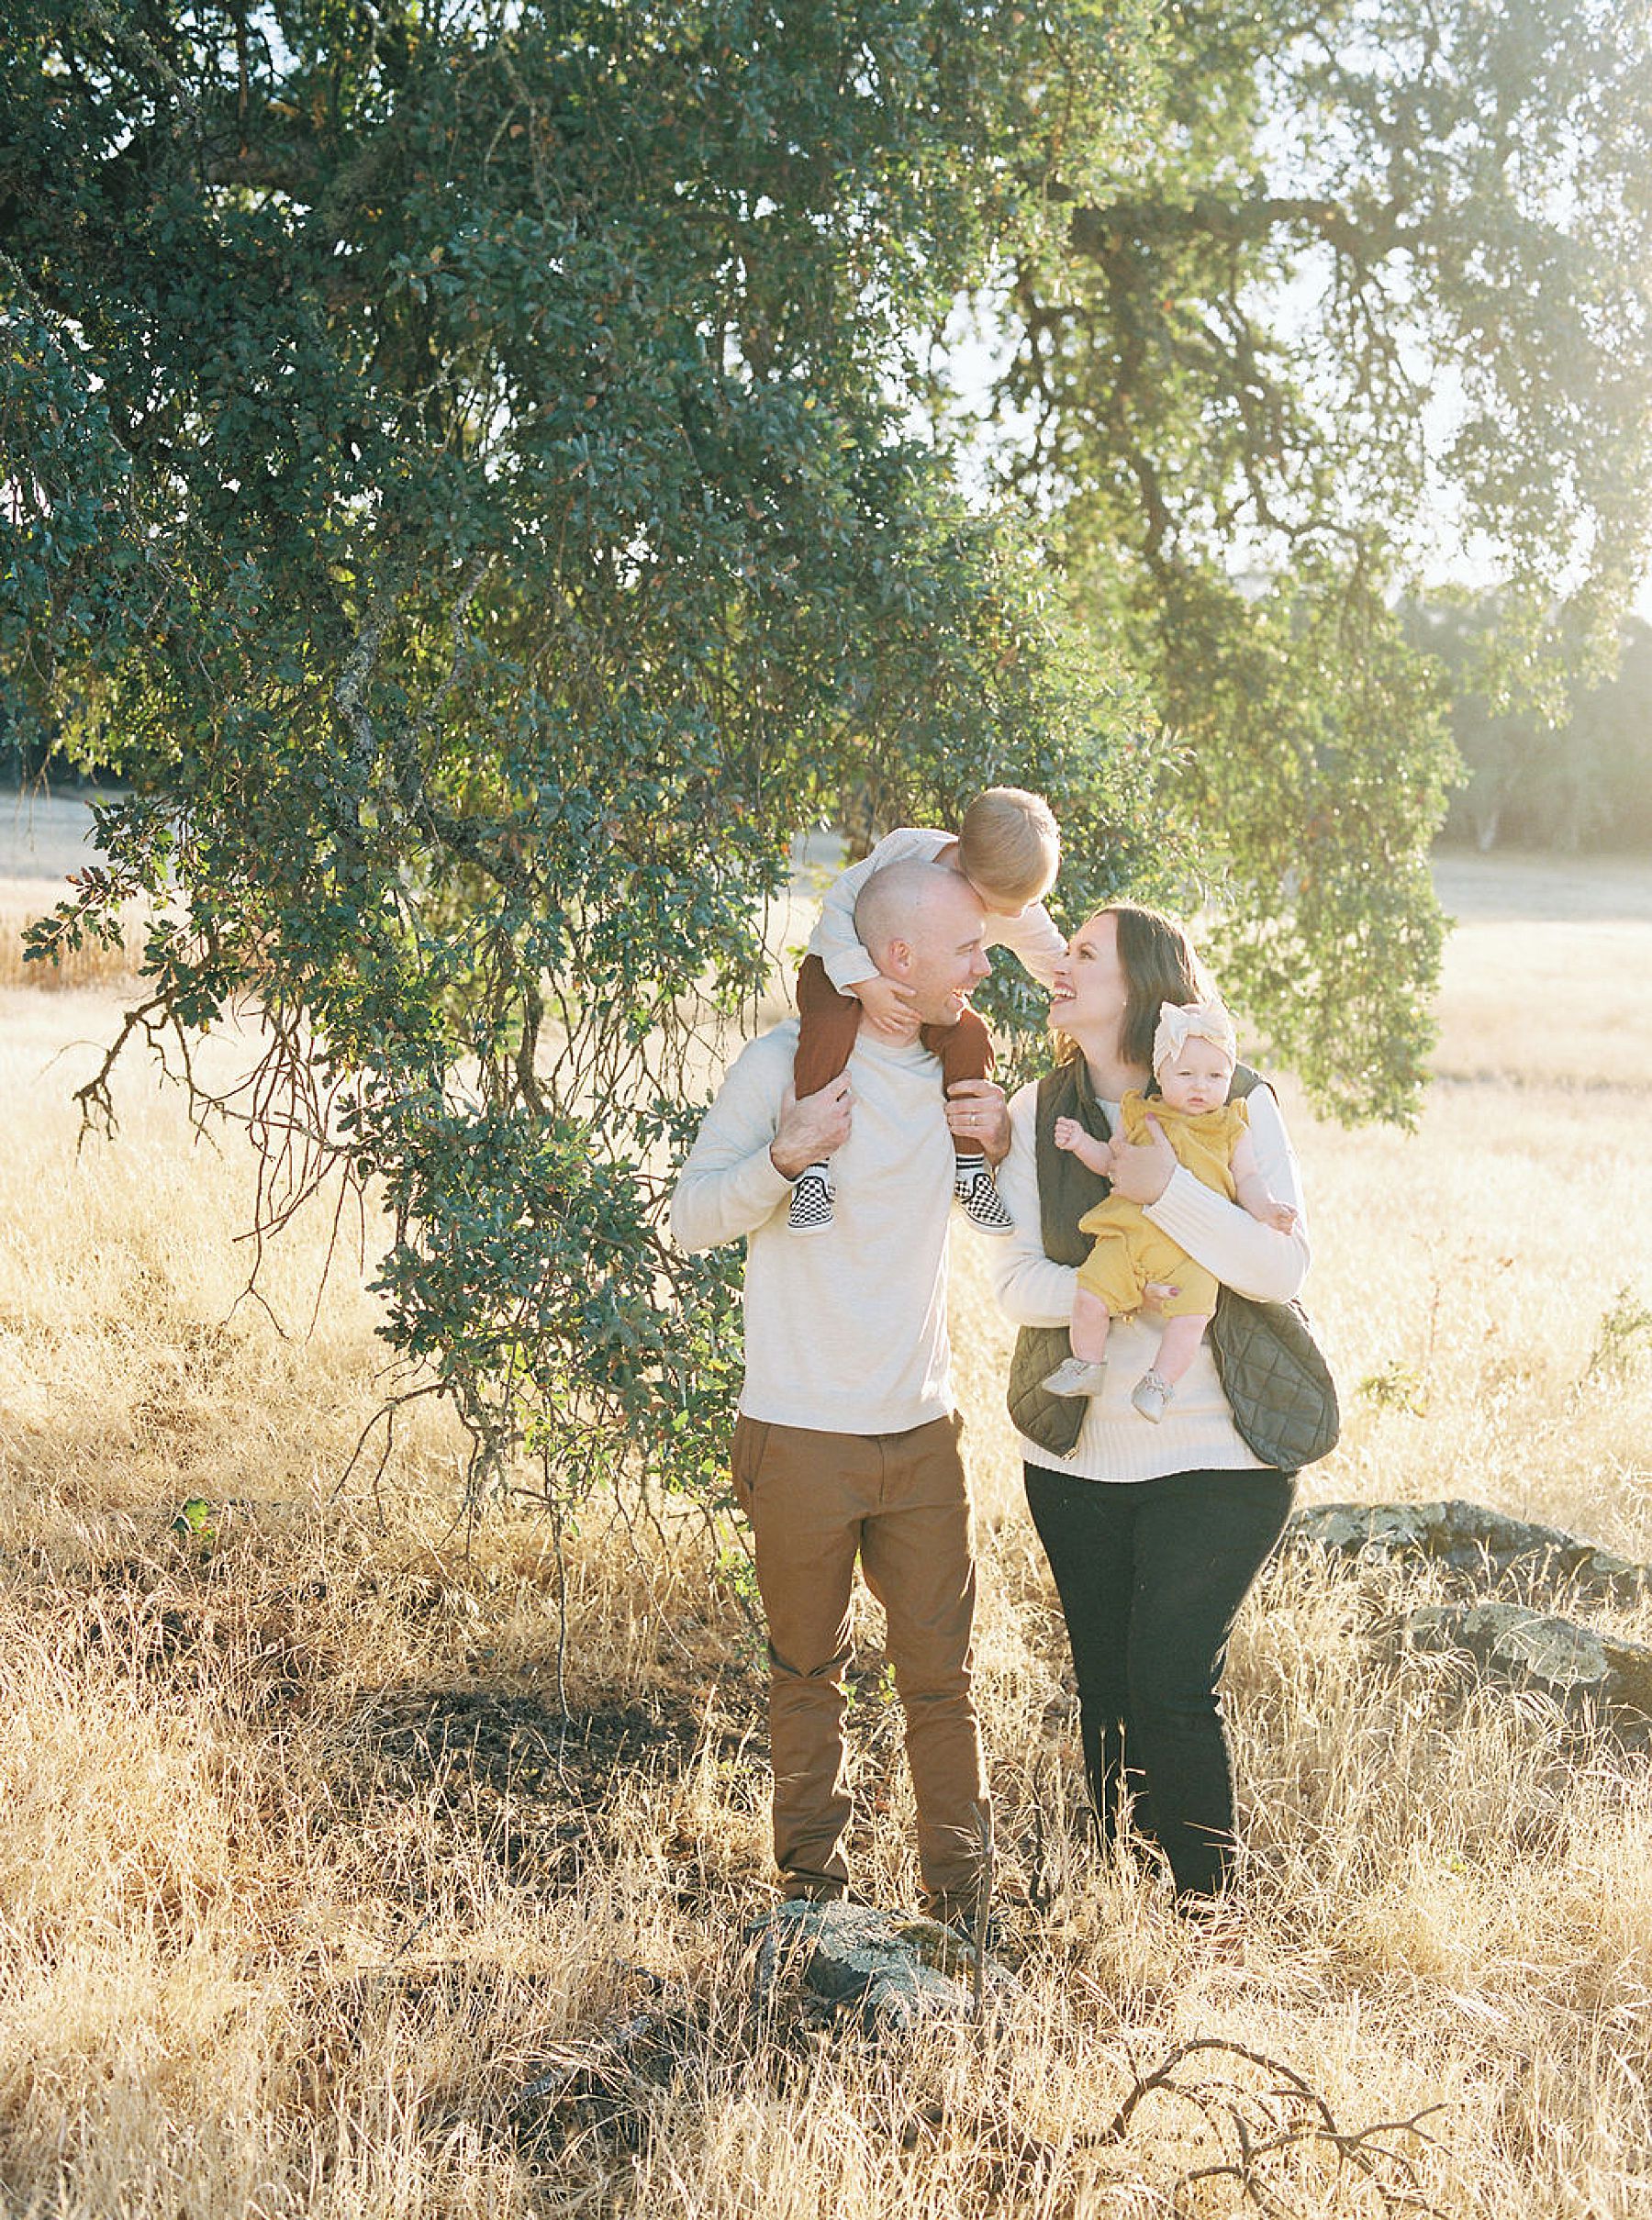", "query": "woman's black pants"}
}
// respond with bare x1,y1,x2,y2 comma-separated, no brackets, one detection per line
1023,1461,1296,1900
